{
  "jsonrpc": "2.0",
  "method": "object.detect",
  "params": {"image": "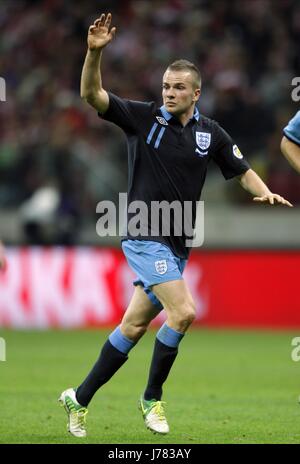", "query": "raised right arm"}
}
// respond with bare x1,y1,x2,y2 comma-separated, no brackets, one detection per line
80,13,116,114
